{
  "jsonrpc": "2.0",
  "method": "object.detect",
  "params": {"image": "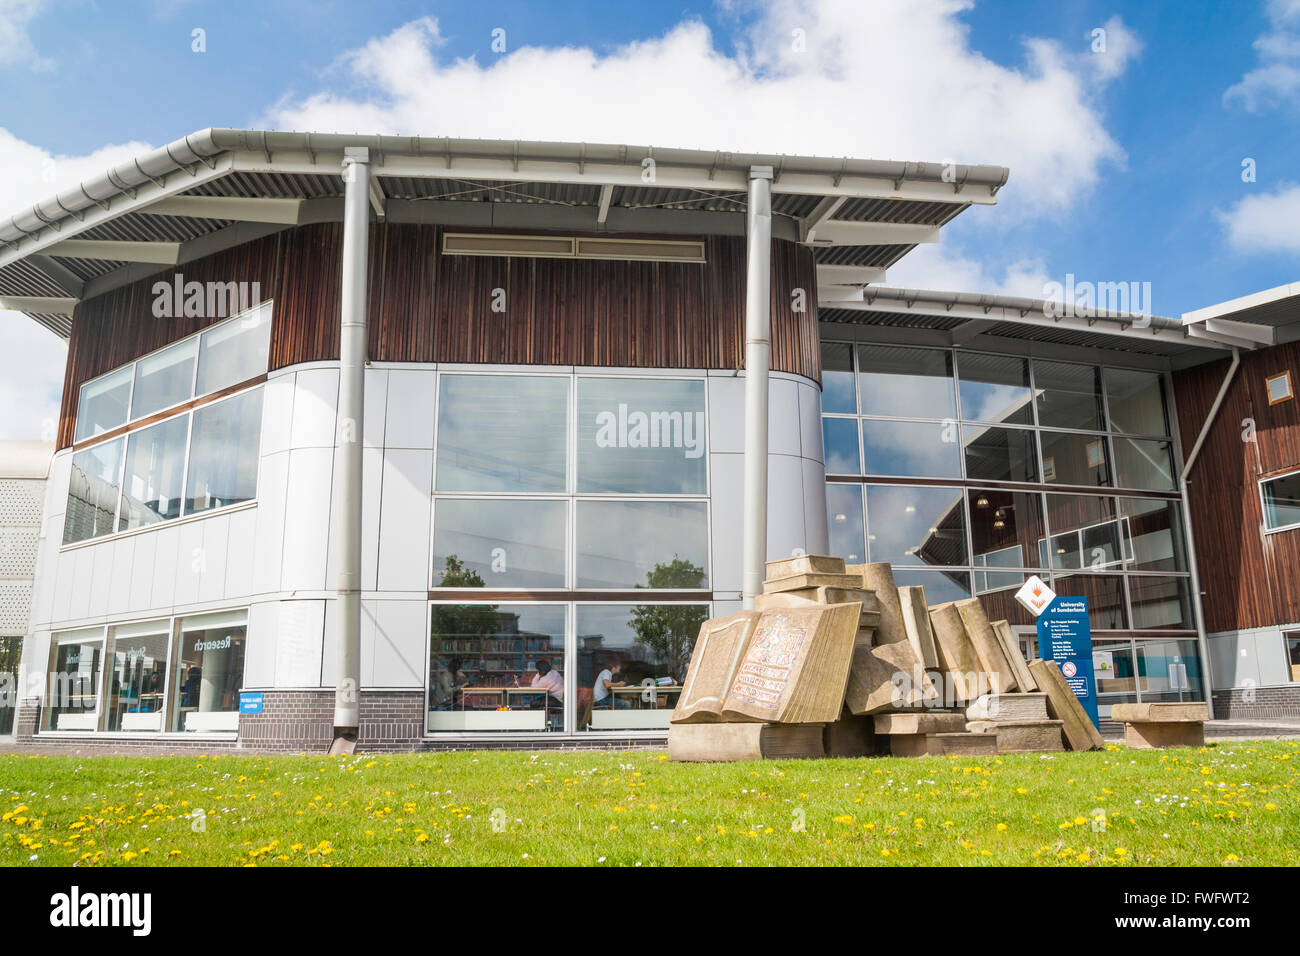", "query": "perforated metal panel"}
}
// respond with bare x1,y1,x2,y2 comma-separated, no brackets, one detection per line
0,528,38,577
0,480,42,526
0,582,32,634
